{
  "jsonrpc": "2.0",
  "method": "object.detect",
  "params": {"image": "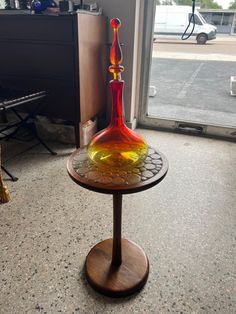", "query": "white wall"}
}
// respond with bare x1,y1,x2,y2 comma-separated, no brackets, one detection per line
83,0,138,125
